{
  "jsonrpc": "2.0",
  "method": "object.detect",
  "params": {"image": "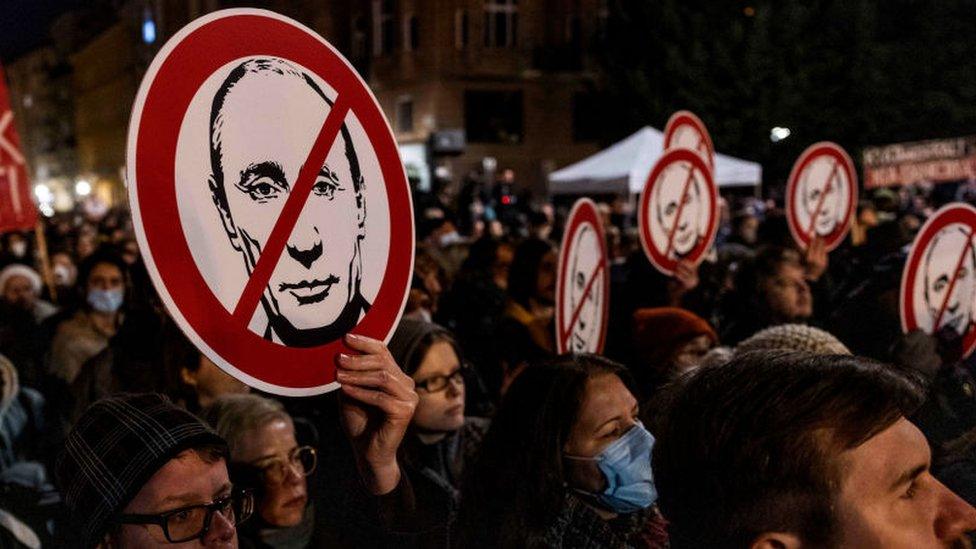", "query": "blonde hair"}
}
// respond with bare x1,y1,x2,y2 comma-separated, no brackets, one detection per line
202,394,292,457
